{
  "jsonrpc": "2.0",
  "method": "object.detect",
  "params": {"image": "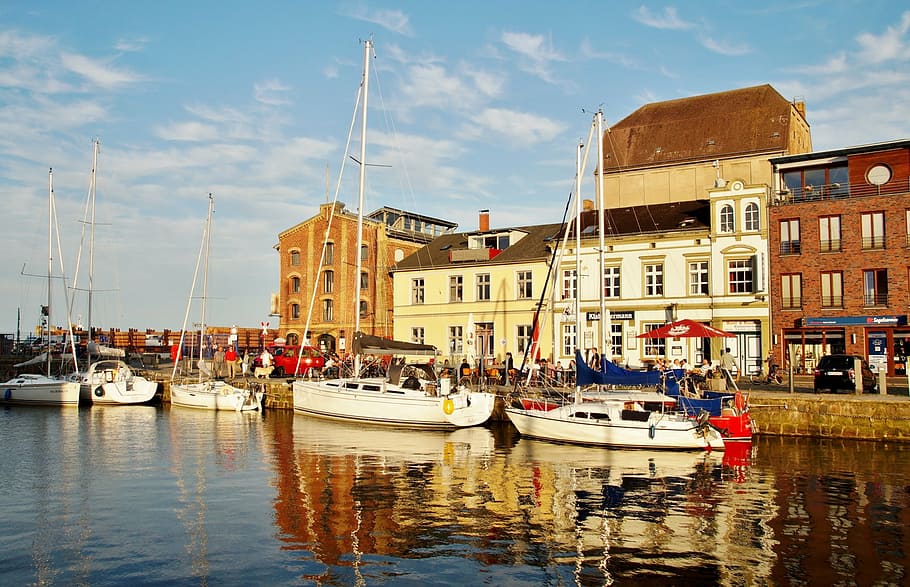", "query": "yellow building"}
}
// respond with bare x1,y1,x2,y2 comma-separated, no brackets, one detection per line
392,211,562,369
